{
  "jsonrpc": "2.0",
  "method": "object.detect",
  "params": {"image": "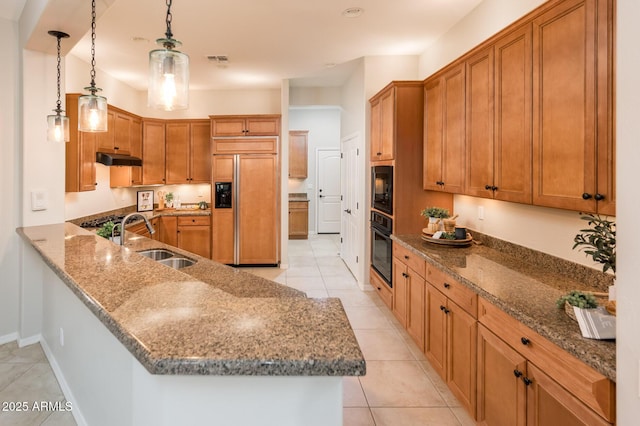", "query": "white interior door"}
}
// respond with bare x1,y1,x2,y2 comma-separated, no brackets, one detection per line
340,136,359,277
316,149,341,234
